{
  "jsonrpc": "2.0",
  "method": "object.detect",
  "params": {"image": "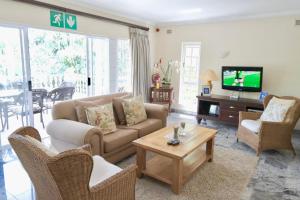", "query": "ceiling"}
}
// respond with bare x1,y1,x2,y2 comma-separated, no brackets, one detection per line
66,0,300,25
